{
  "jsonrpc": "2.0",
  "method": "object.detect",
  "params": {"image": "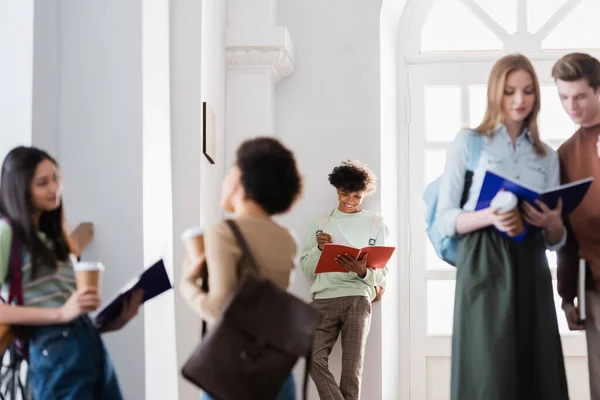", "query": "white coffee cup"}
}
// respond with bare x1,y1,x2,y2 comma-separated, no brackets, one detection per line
181,227,205,262
491,191,524,237
73,261,105,291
